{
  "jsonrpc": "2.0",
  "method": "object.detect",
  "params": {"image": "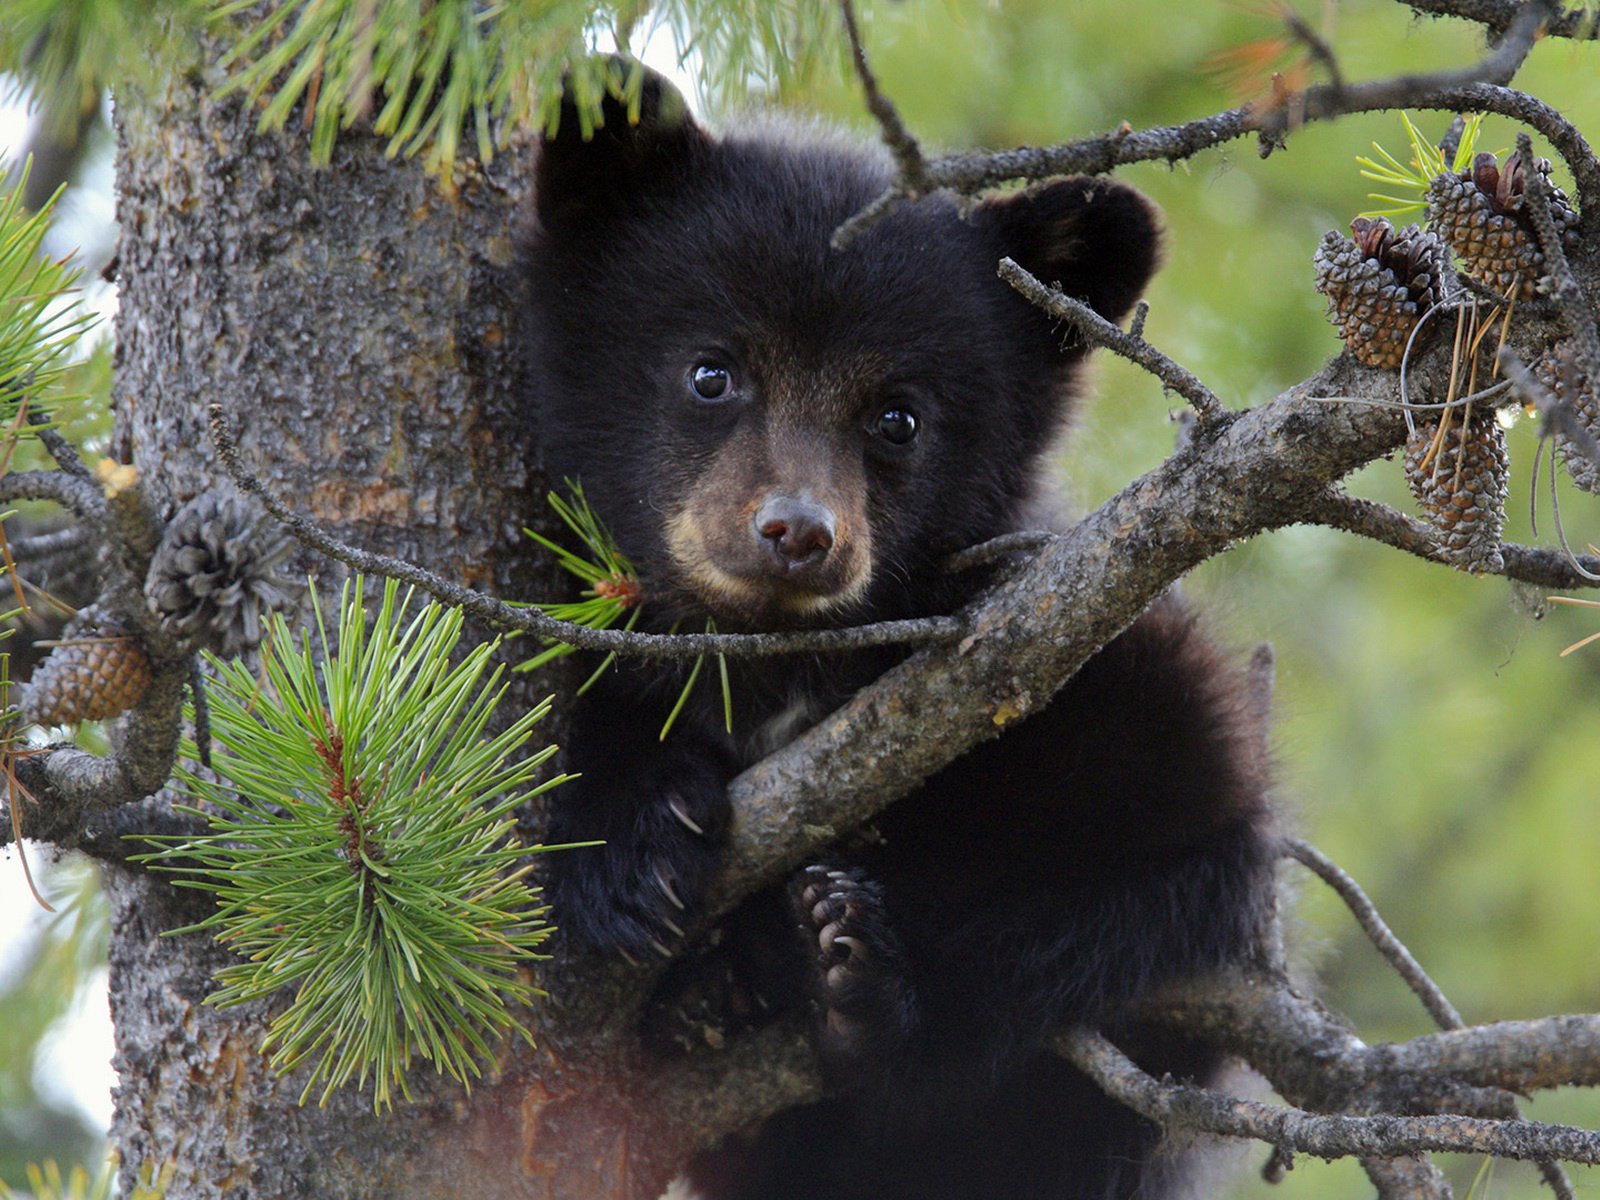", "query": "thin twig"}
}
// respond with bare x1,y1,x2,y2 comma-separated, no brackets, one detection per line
1284,839,1464,1029
1287,837,1578,1198
189,660,211,770
1283,6,1344,92
1517,131,1600,383
1250,0,1554,147
207,404,966,660
944,529,1057,574
8,523,94,567
997,258,1227,423
837,0,925,193
0,470,106,525
834,2,1566,246
1500,349,1600,582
